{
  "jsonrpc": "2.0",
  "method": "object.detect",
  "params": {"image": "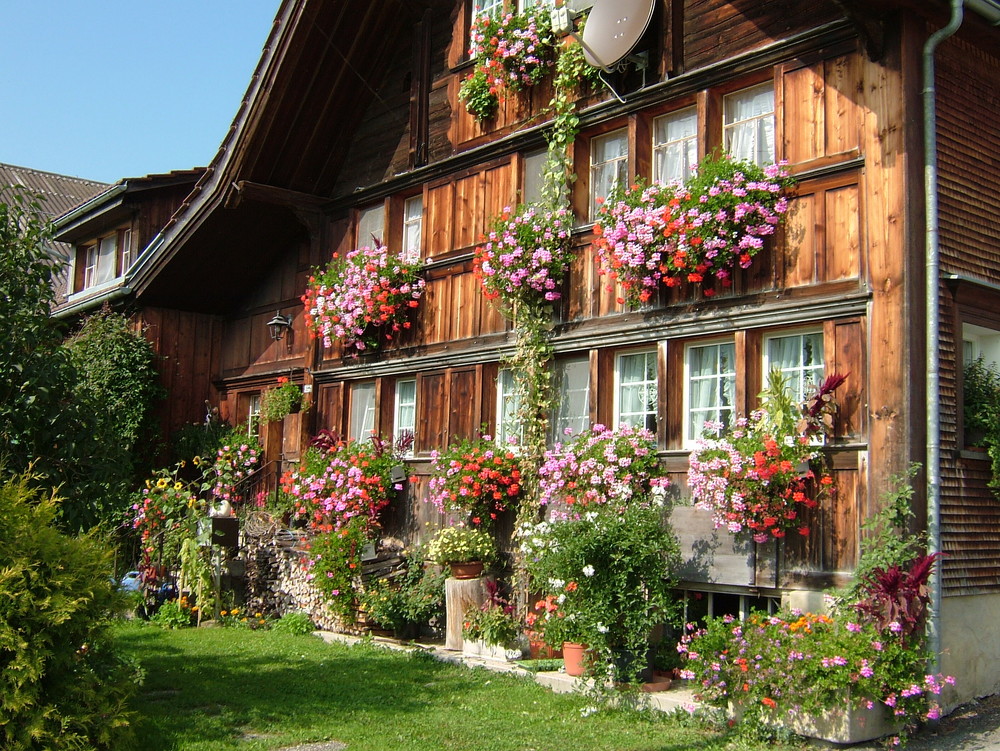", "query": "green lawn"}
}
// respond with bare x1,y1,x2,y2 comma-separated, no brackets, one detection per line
115,623,732,751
